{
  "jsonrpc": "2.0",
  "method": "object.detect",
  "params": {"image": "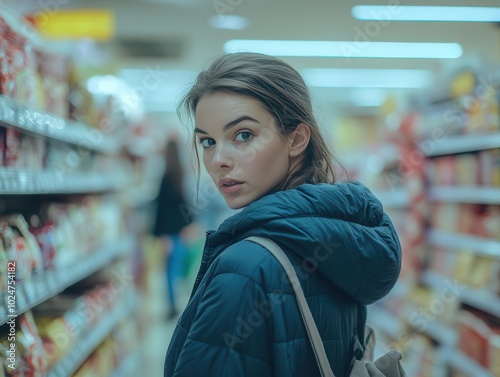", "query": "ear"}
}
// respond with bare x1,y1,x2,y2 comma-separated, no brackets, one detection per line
288,123,310,158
